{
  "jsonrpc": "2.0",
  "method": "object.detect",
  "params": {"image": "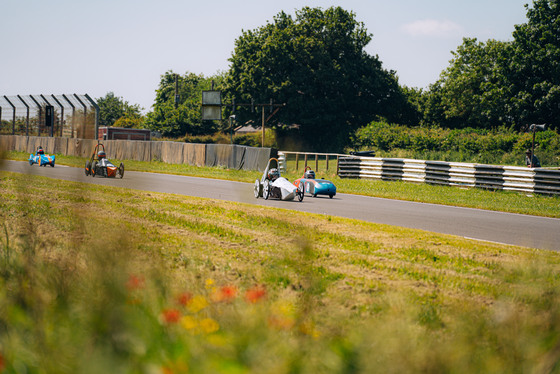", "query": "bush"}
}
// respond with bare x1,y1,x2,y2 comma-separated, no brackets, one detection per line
181,130,277,148
350,121,560,167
